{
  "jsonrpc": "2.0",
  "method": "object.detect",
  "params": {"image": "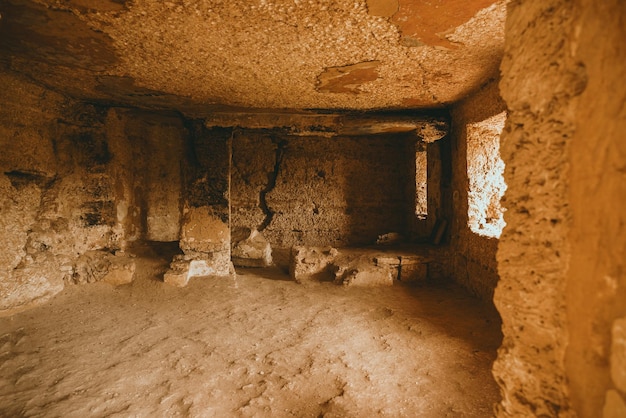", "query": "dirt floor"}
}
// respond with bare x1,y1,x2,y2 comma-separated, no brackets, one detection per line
0,244,502,417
